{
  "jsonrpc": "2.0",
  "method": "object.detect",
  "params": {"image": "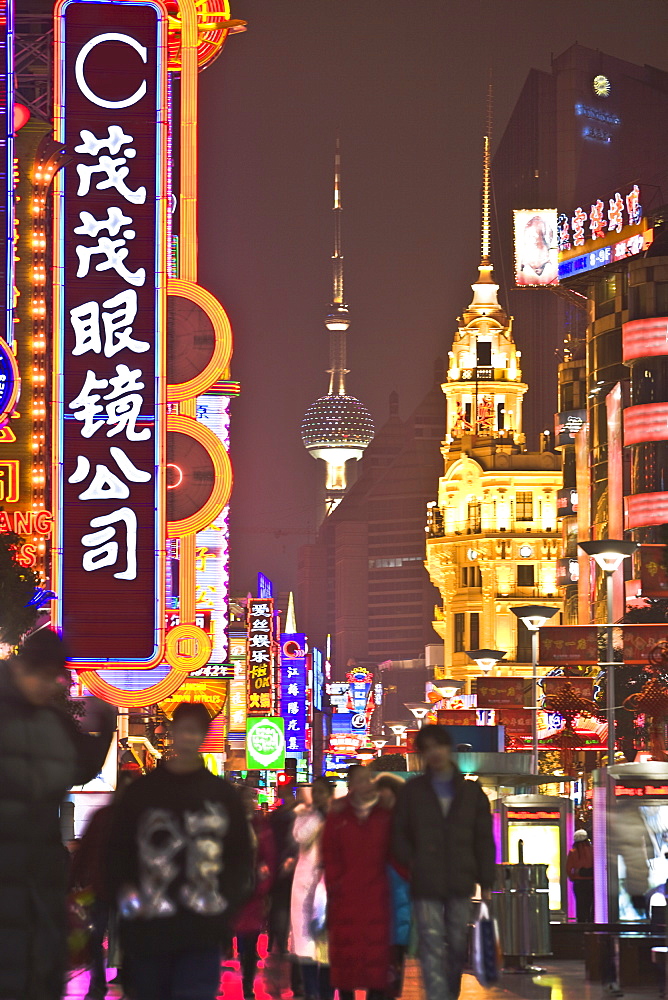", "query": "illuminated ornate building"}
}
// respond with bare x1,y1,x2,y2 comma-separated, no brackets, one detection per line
425,136,562,687
301,143,374,521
